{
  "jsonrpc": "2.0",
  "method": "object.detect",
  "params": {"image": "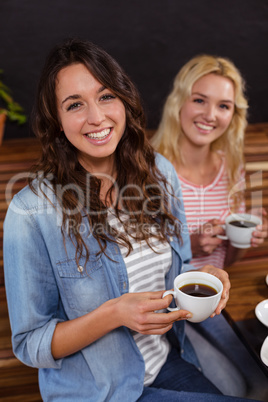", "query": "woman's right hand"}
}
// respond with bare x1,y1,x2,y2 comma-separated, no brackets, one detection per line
191,219,225,256
114,291,192,335
52,290,191,359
